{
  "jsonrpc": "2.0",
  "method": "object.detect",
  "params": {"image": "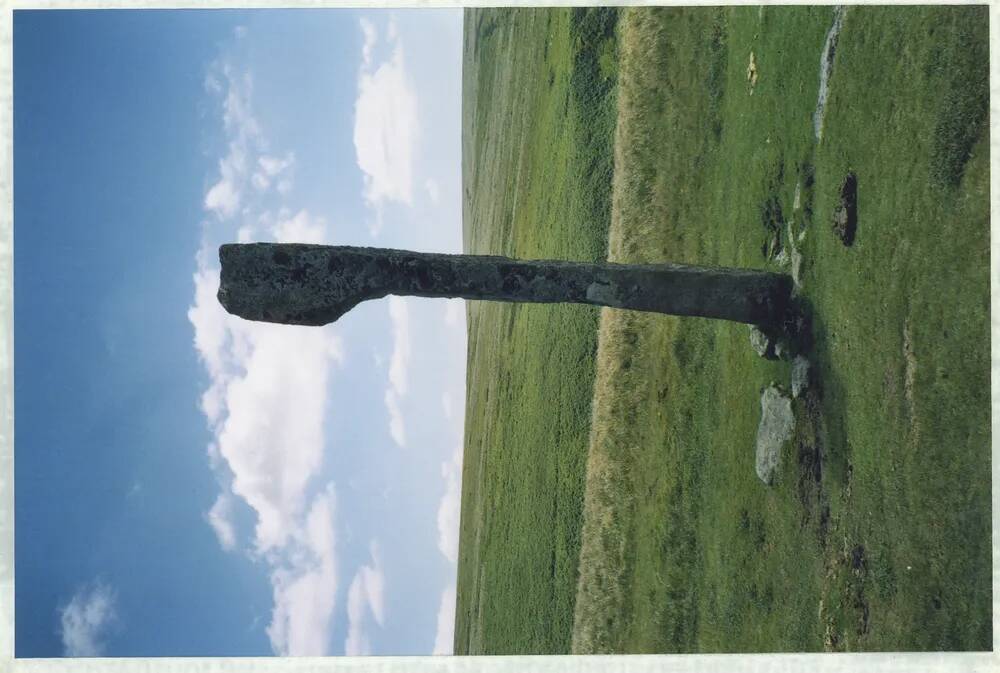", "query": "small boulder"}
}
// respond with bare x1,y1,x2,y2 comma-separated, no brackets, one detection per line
756,385,795,485
749,325,775,359
791,355,811,398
